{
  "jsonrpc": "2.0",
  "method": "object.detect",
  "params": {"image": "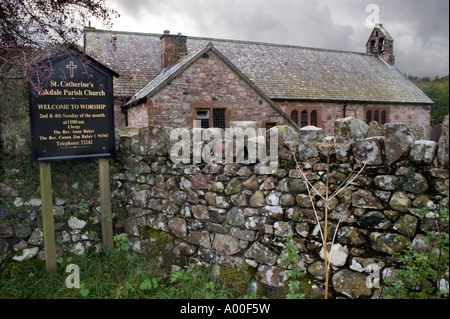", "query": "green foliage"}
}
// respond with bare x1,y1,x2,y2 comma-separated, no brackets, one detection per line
0,233,235,299
423,79,449,127
411,75,449,126
113,233,130,252
169,268,190,284
281,234,306,299
382,207,449,299
139,277,160,291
